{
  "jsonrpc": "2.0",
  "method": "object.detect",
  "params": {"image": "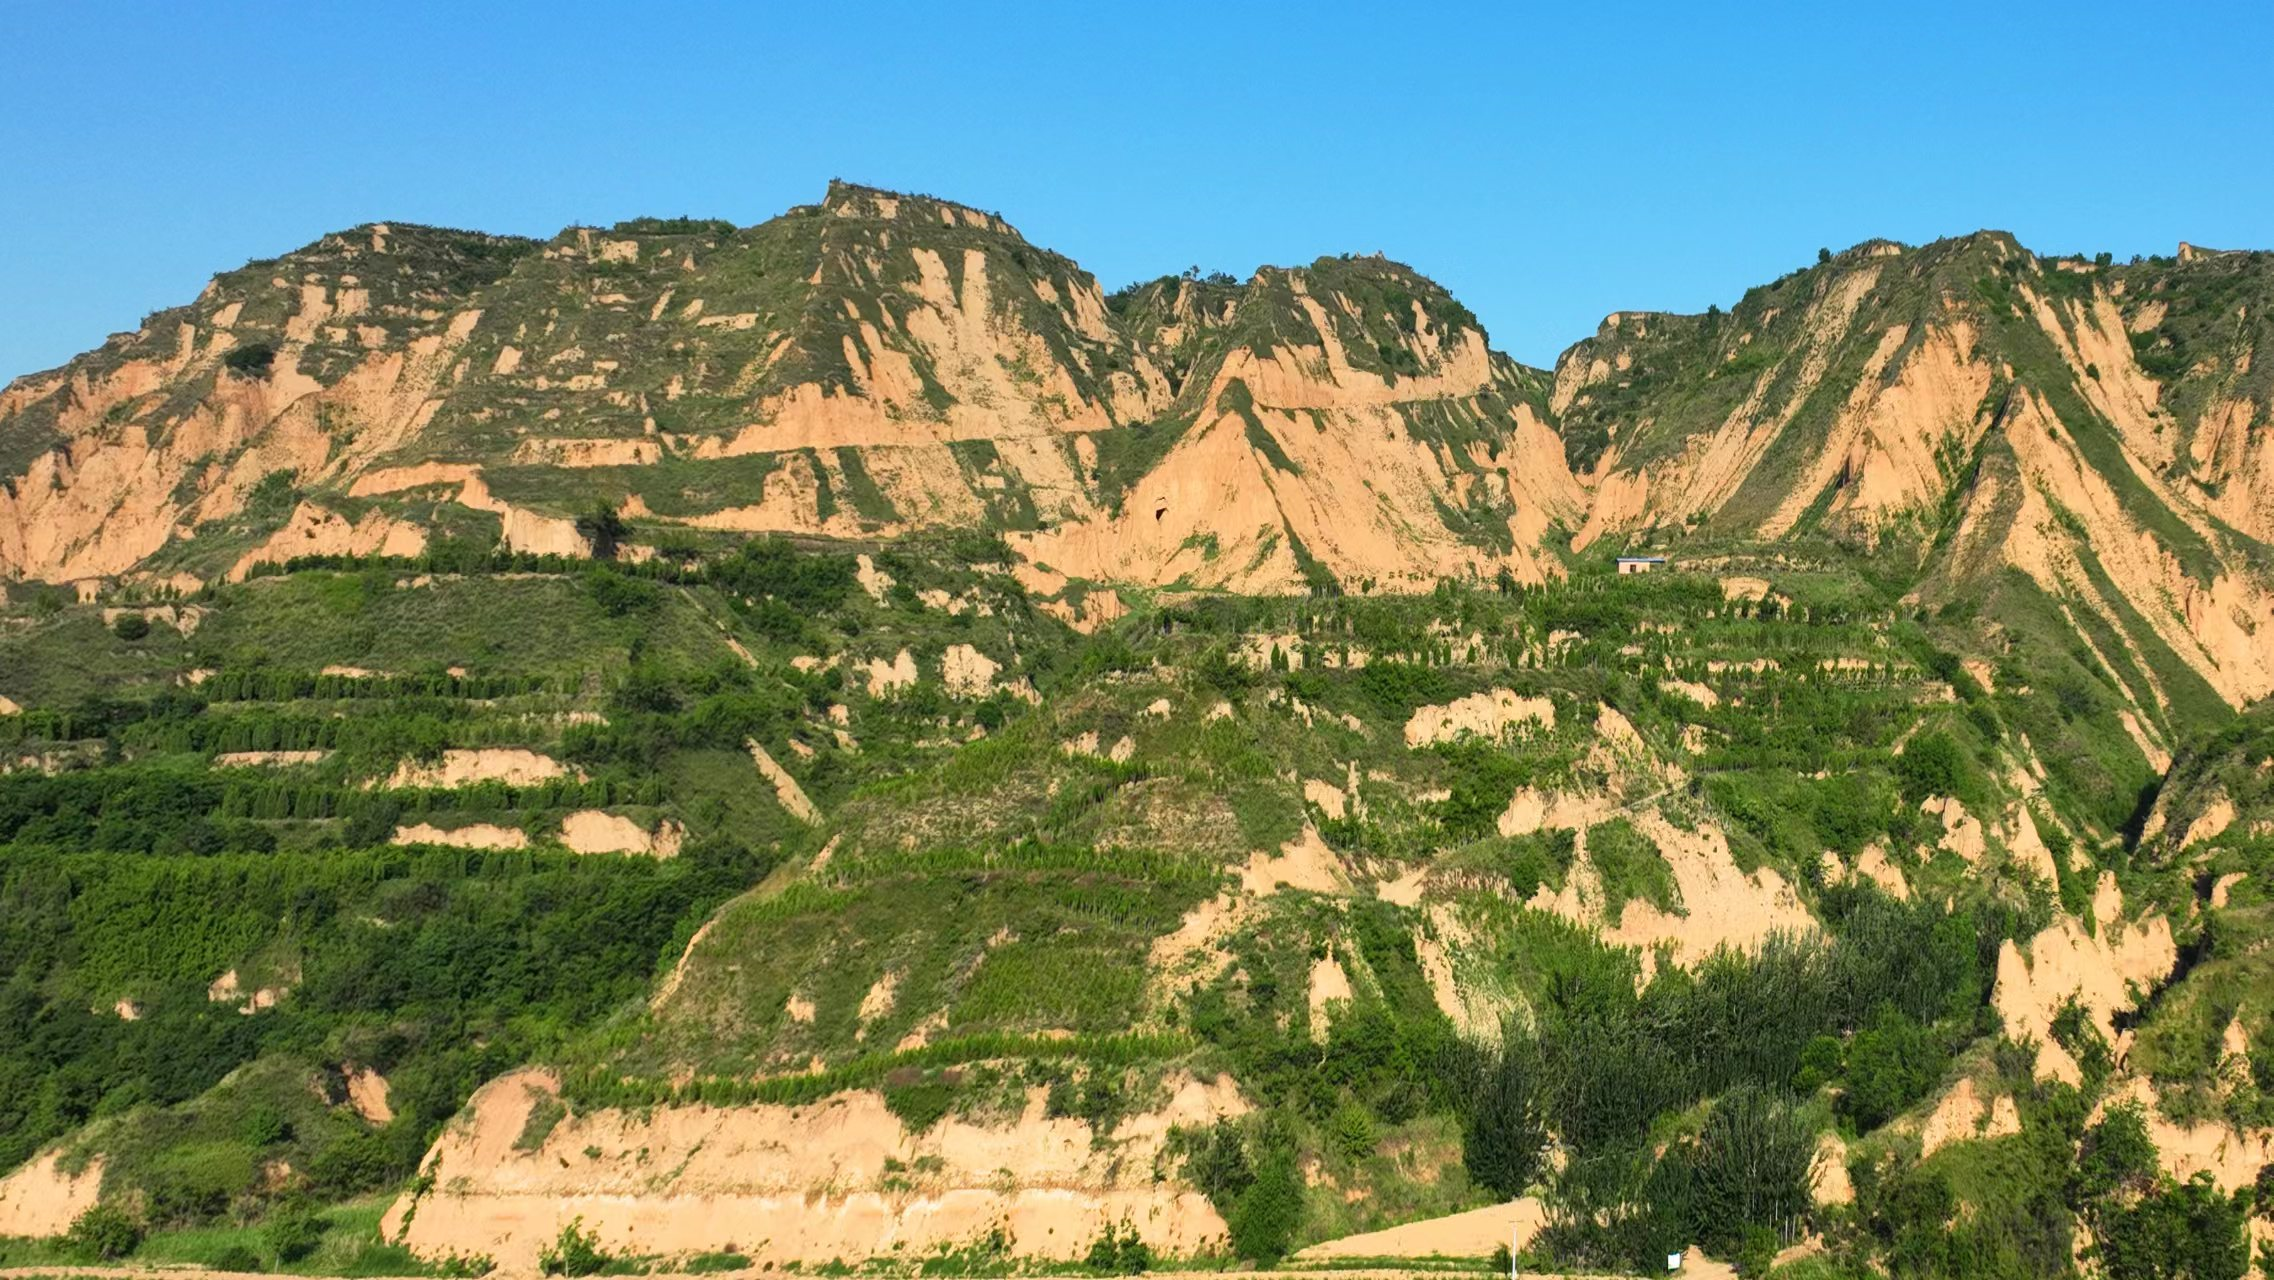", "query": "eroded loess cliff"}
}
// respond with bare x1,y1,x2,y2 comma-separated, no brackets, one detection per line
0,183,1582,598
10,197,2271,743
385,1069,1244,1268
